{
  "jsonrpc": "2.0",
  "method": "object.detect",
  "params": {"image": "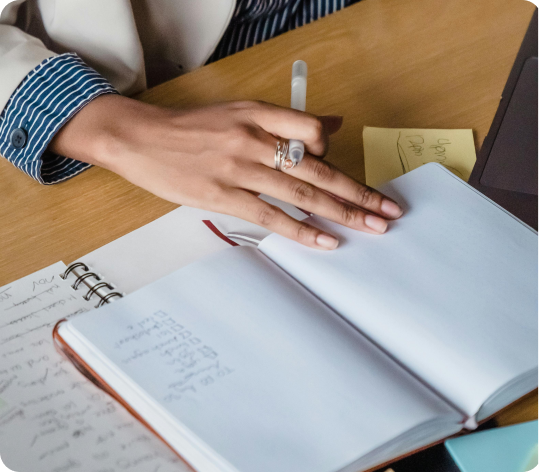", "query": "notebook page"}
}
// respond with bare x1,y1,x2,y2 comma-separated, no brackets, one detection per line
65,247,461,472
259,164,537,418
79,196,306,295
0,263,186,472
